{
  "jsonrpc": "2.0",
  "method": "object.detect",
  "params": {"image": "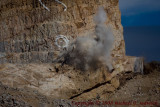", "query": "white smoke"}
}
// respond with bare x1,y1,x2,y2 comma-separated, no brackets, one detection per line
59,6,114,71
